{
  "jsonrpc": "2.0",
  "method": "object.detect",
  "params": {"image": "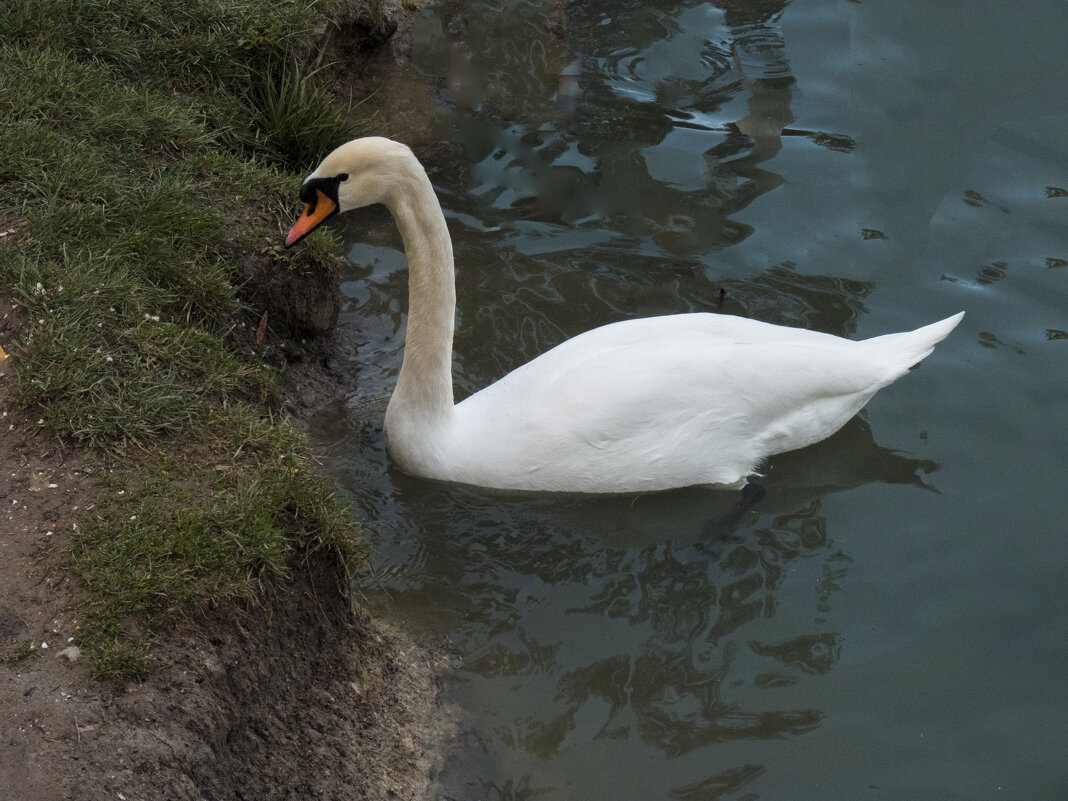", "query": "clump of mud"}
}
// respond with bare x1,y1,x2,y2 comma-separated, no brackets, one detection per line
0,421,453,801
